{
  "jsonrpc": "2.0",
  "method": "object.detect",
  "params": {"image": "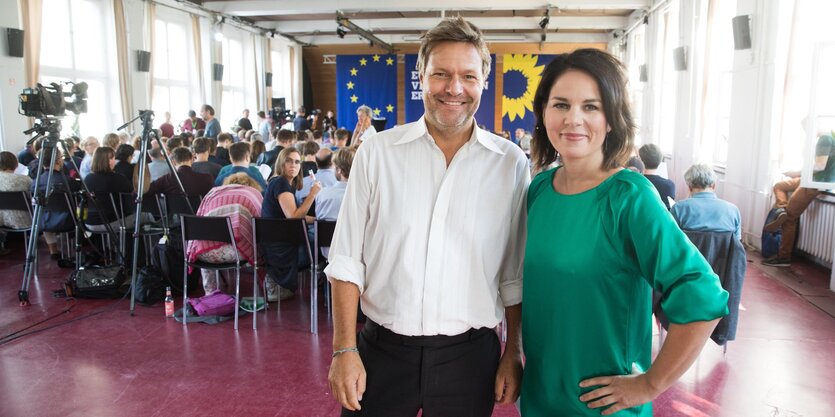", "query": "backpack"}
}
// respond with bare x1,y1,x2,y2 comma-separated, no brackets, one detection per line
152,236,199,294
761,207,783,258
134,266,166,305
